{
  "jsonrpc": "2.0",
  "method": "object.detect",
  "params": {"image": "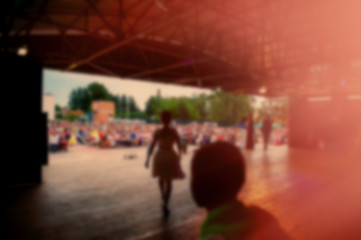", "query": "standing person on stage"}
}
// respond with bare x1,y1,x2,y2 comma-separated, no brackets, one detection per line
239,117,247,149
246,113,254,150
262,114,273,150
145,110,184,218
